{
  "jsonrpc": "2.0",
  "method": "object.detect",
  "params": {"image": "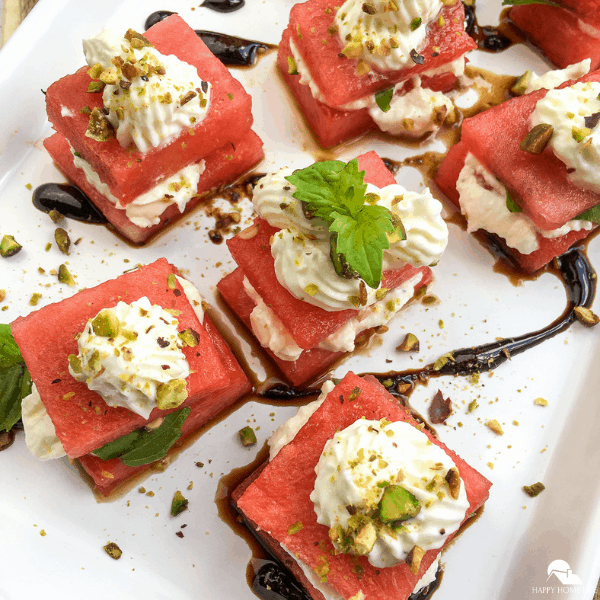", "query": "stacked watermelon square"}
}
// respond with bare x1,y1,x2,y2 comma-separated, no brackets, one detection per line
278,0,476,147
11,259,250,495
510,0,600,70
218,152,432,387
233,372,492,600
44,15,264,244
435,71,600,272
